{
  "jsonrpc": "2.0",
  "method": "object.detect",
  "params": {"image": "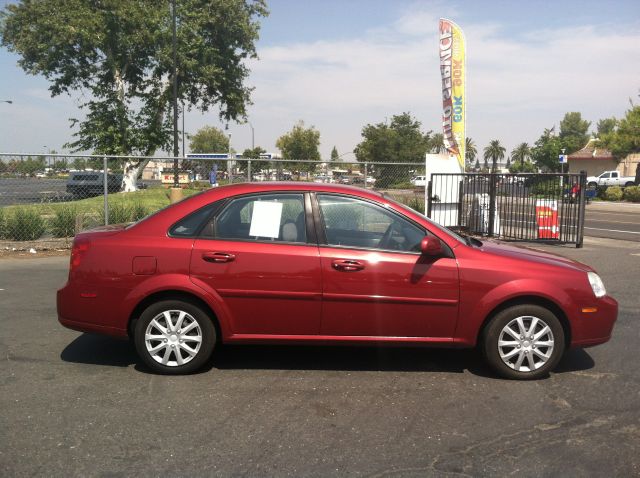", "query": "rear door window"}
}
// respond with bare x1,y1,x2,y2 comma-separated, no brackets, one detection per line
213,193,307,243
